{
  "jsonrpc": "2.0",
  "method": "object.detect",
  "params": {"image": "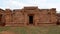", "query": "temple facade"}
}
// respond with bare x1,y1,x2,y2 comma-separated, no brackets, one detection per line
0,7,58,26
